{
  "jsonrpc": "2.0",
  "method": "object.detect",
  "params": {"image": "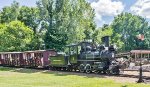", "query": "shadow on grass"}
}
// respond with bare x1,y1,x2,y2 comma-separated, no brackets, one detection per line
0,66,106,78
3,66,150,80
42,70,106,78
0,66,13,71
0,66,42,74
43,71,69,76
